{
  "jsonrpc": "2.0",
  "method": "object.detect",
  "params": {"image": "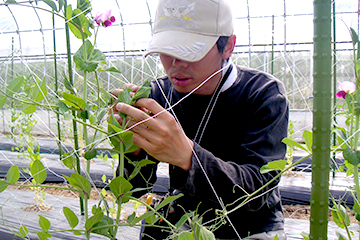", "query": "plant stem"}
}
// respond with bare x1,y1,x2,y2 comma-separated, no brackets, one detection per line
53,12,63,161
84,199,90,240
114,198,123,237
83,71,90,176
227,154,312,215
112,143,125,236
9,182,81,193
119,143,124,178
64,0,84,215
